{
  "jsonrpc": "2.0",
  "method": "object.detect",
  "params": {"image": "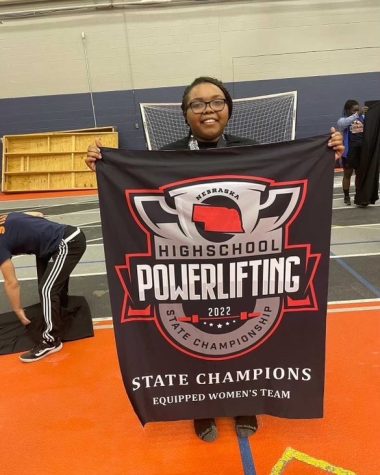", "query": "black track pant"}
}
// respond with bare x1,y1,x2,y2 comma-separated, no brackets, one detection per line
36,226,86,342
